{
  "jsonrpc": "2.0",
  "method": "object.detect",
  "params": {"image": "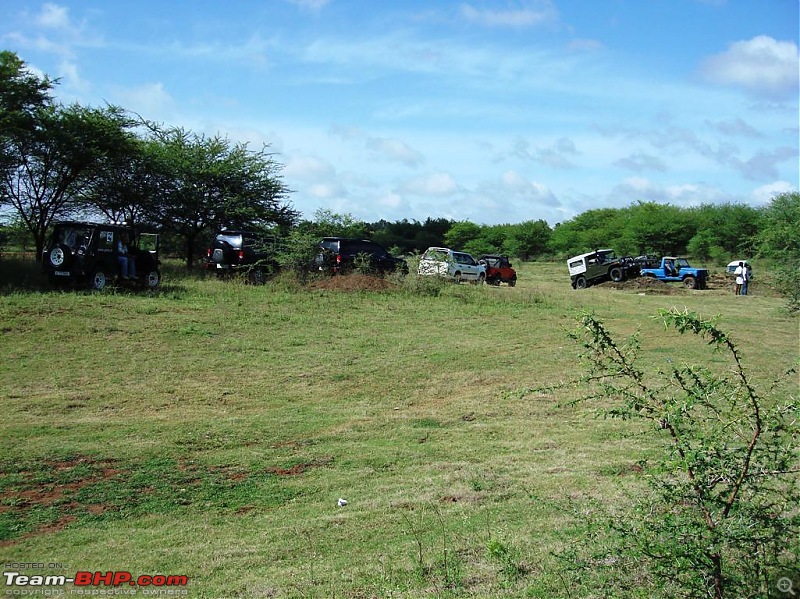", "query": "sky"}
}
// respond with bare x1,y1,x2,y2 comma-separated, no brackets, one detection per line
2,0,798,226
